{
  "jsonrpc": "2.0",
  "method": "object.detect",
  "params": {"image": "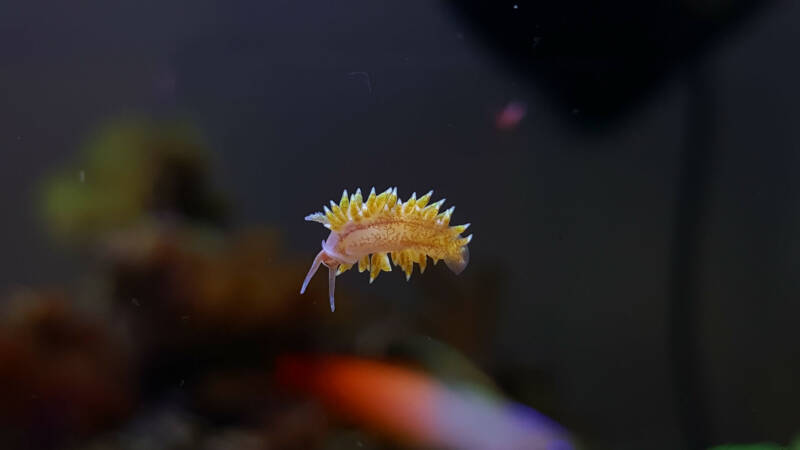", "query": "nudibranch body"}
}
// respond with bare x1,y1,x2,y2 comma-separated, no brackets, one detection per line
300,187,472,311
